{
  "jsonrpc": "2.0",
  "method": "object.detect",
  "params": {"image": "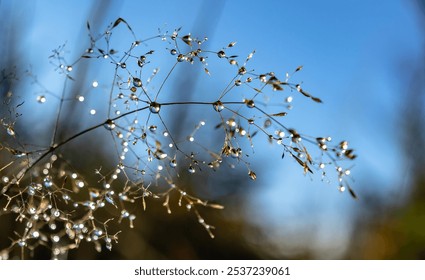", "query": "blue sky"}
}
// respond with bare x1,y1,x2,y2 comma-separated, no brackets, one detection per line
1,0,423,257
